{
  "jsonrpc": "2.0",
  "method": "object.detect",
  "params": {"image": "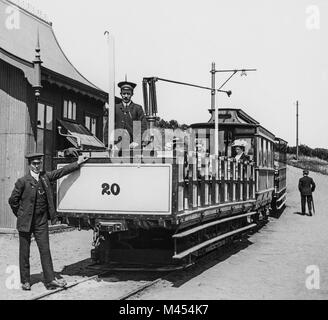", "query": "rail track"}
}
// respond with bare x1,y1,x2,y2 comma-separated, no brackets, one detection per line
29,264,189,301
29,225,262,301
